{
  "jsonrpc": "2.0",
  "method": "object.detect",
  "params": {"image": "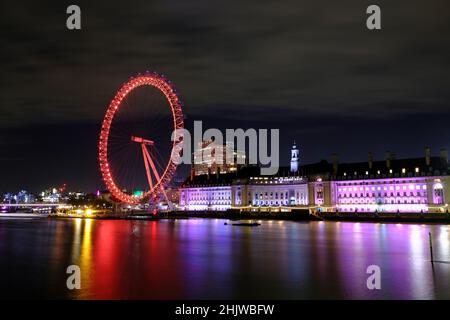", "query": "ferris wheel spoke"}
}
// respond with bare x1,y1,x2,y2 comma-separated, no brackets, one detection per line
109,125,131,142
110,146,134,160
128,149,141,193
151,146,167,175
149,113,171,137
